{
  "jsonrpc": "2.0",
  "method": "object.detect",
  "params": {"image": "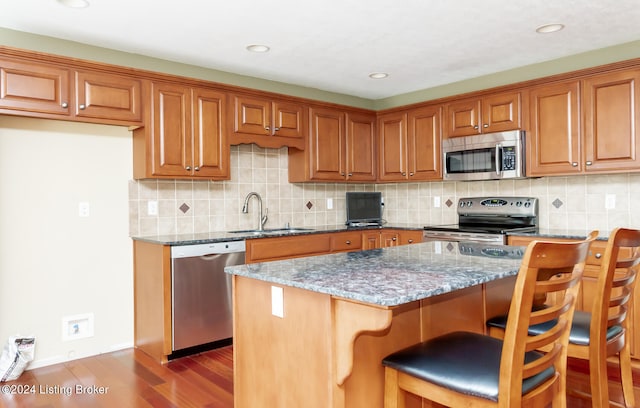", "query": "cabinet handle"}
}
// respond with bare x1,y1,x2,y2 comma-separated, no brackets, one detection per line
483,124,489,128
186,166,192,171
341,172,346,176
572,162,578,167
586,161,593,166
61,102,68,108
595,253,602,259
408,239,414,243
392,237,397,241
409,172,414,176
346,240,351,245
402,172,406,176
474,125,479,129
348,173,353,176
194,166,200,171
79,104,86,110
274,127,280,131
264,126,270,131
